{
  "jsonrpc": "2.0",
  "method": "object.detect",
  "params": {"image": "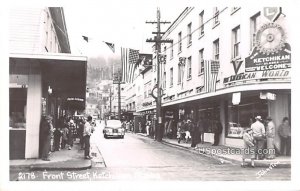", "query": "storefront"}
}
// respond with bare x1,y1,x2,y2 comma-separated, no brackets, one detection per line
9,53,87,159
